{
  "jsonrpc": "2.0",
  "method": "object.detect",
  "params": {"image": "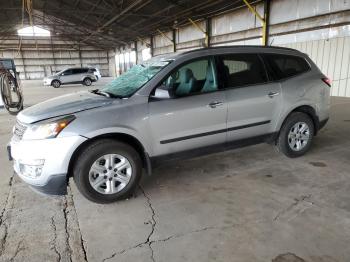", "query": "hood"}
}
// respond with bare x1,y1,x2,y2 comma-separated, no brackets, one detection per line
45,74,57,79
18,91,114,123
